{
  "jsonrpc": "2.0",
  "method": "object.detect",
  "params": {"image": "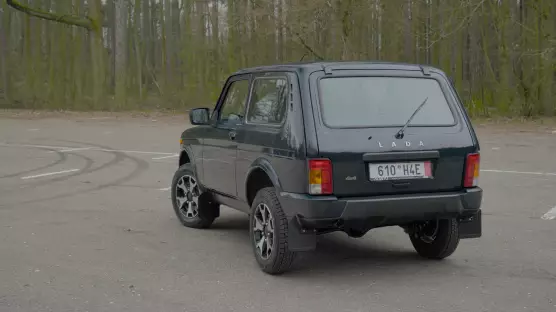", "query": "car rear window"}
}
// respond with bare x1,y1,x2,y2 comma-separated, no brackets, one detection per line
318,76,456,128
